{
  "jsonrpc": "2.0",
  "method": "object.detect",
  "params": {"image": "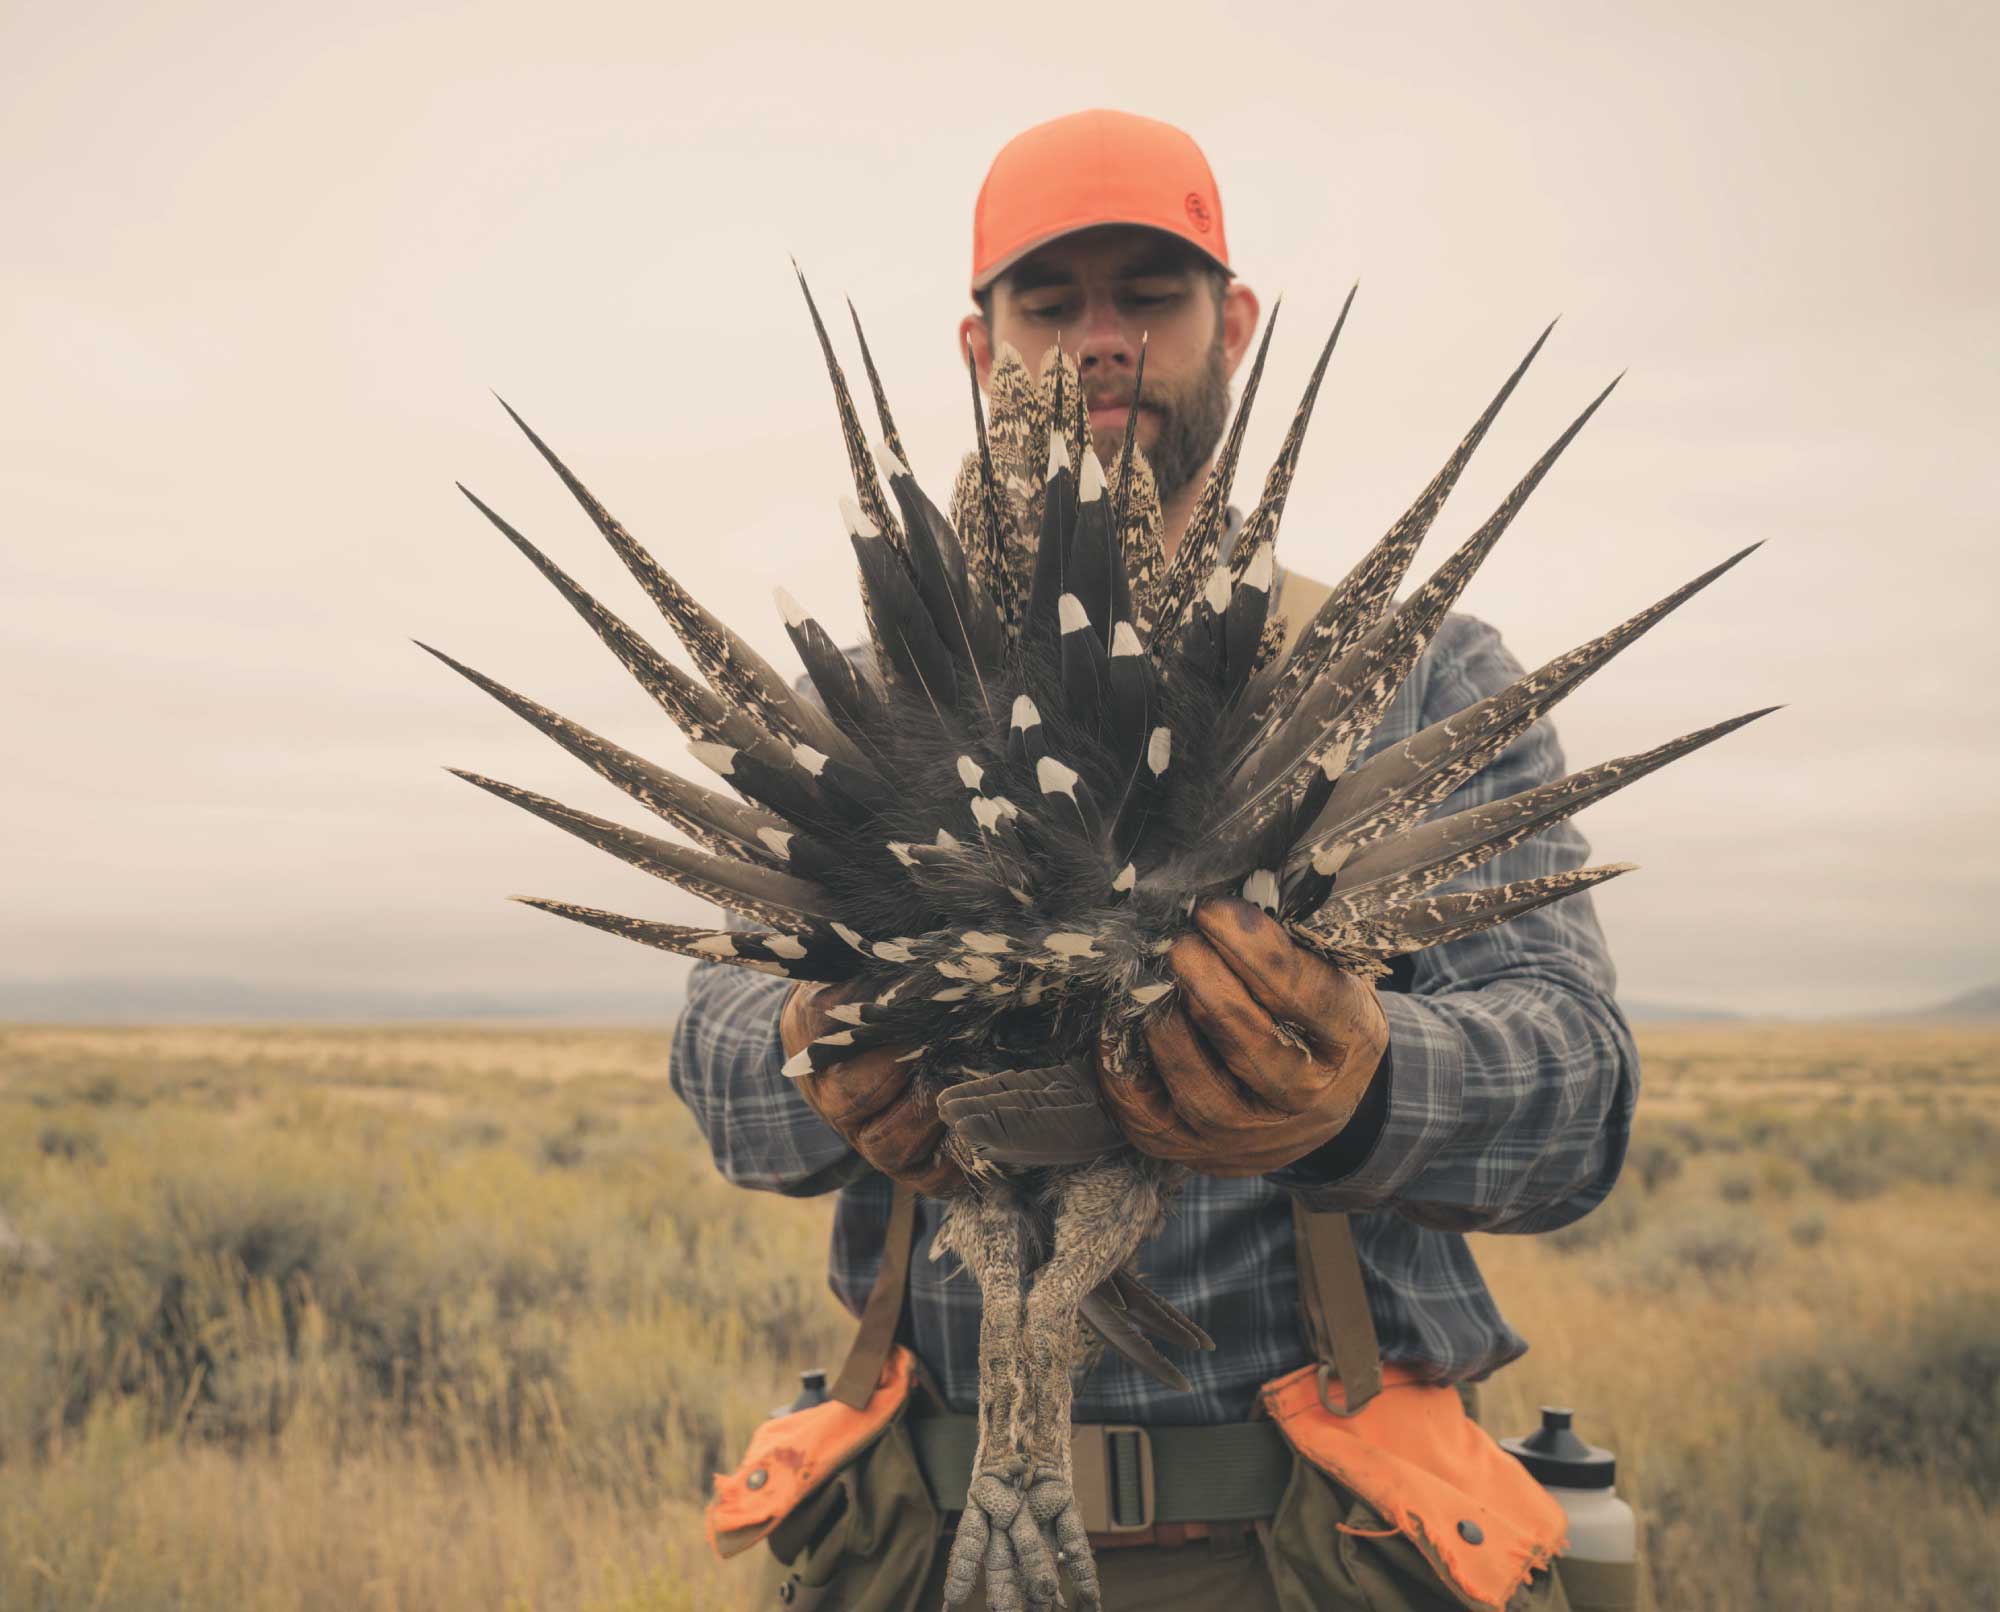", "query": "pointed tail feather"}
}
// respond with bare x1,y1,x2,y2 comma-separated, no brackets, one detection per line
847,299,908,469
1261,319,1560,724
1310,708,1778,919
1149,301,1281,637
1219,285,1357,598
491,397,867,770
512,900,860,980
795,264,903,551
1297,543,1766,856
450,769,837,926
418,640,786,862
457,484,766,749
1222,371,1627,823
1325,864,1636,955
